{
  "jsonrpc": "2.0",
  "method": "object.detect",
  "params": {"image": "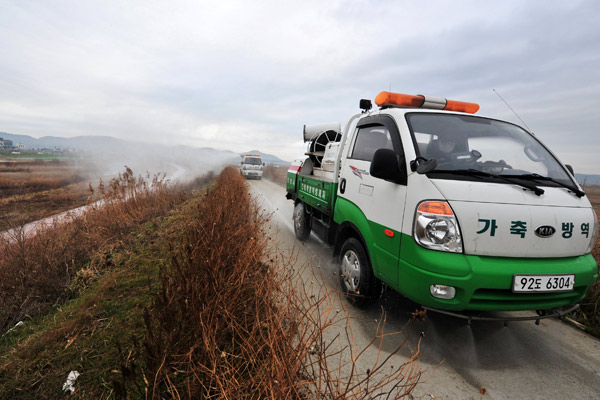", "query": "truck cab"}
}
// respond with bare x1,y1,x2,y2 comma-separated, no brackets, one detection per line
240,154,264,180
287,91,598,315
